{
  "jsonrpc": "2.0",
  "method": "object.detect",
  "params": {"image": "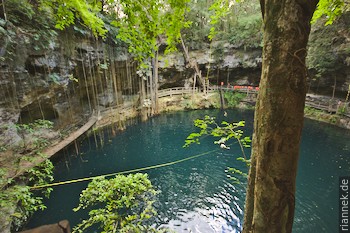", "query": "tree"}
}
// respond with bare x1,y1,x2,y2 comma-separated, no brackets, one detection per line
39,0,107,37
43,1,345,232
242,1,345,232
106,0,190,115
